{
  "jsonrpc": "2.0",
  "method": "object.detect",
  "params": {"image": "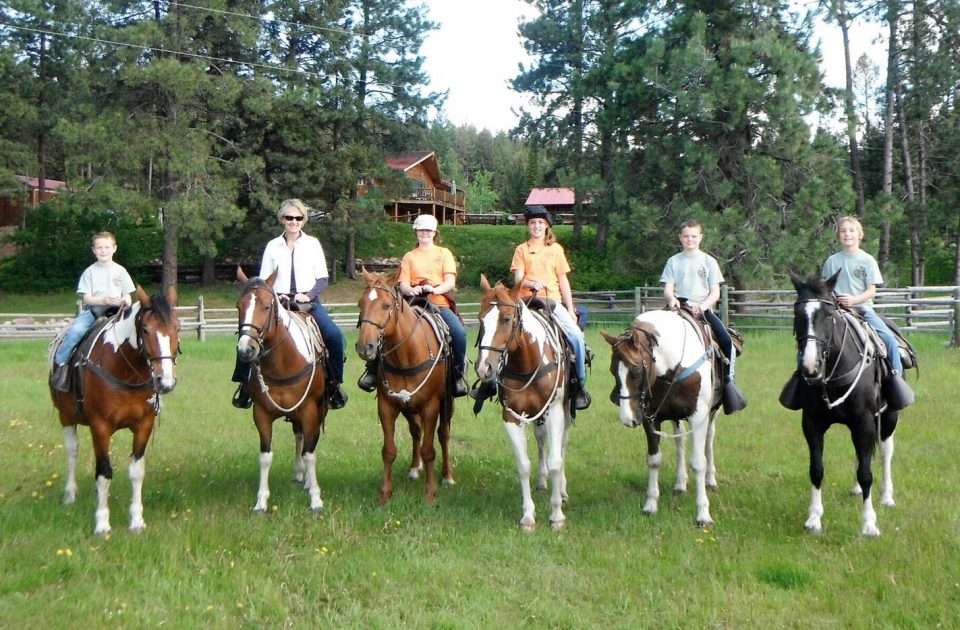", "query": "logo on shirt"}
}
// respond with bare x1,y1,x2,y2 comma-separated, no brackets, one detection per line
697,266,707,279
853,265,866,281
112,277,123,287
